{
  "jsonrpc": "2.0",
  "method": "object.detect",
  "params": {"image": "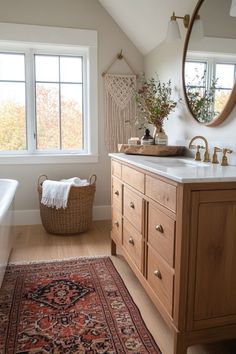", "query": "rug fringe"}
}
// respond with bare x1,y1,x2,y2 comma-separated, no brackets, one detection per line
8,255,110,265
